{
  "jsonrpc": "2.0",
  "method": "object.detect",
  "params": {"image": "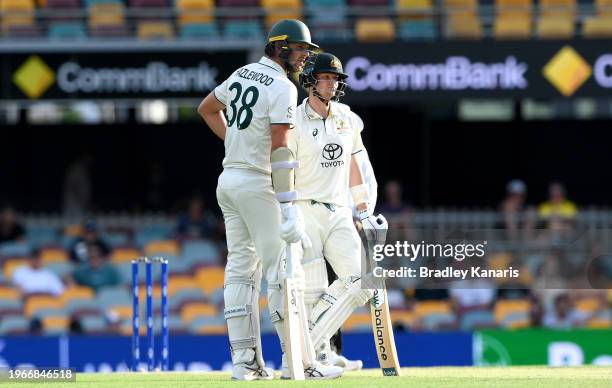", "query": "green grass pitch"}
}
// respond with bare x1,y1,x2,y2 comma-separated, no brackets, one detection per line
5,367,611,388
